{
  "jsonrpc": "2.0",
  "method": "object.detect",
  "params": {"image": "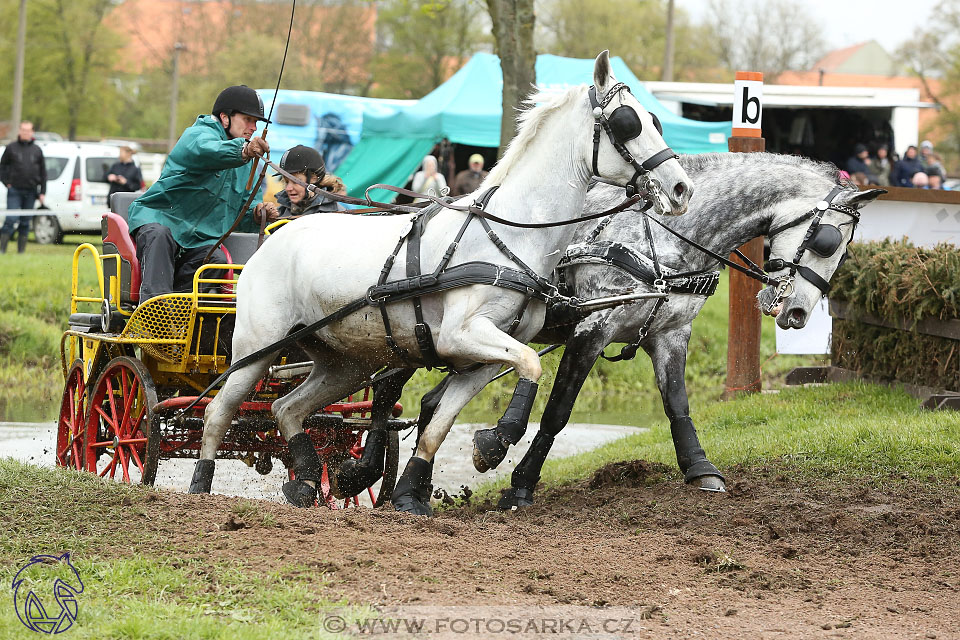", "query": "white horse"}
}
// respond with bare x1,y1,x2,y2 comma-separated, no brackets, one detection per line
189,51,693,515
